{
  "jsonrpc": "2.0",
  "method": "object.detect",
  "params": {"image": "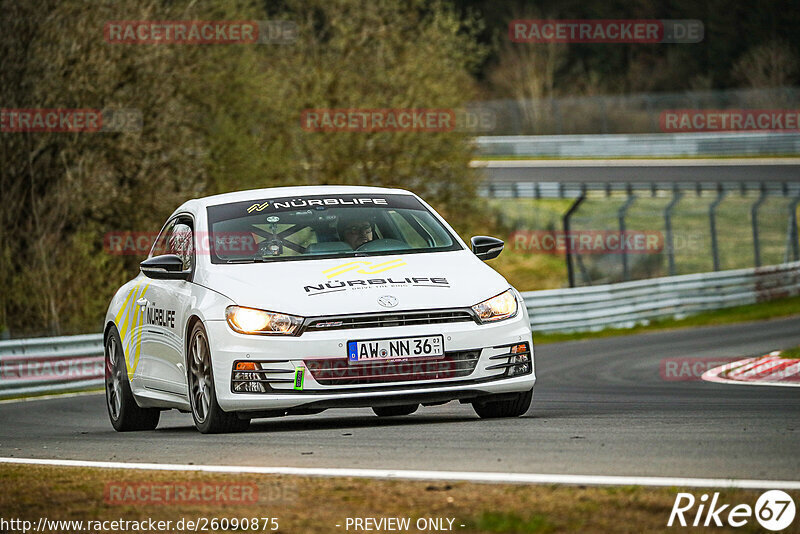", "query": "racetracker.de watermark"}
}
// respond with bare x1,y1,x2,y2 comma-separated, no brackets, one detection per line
104,231,258,256
104,20,297,44
660,357,742,381
104,480,297,506
660,109,800,132
104,482,257,506
509,19,703,43
0,358,102,382
1,108,141,133
510,230,664,255
510,230,705,255
300,108,495,133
